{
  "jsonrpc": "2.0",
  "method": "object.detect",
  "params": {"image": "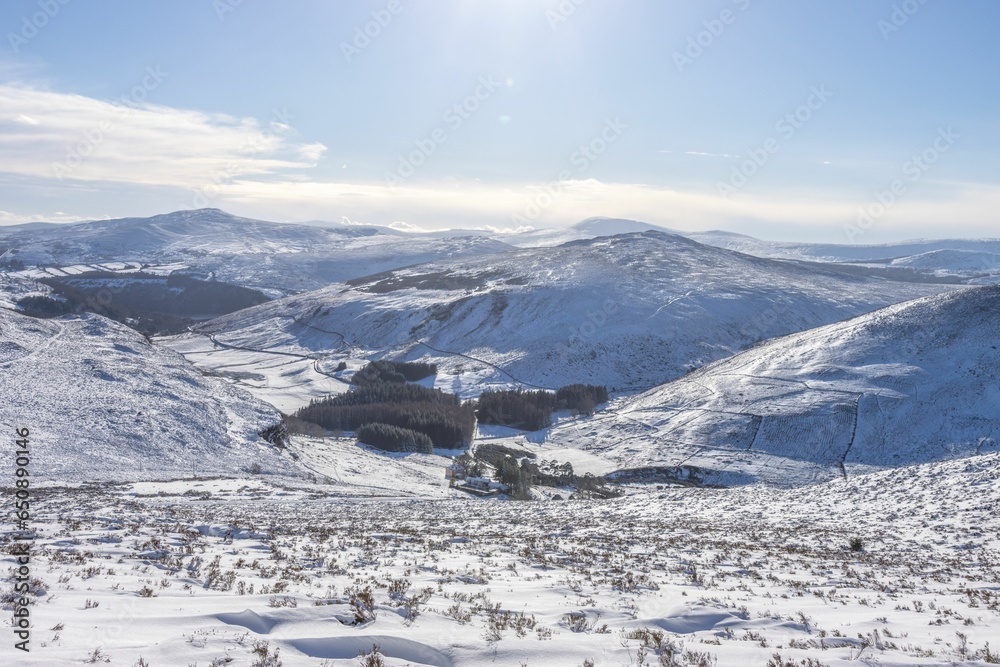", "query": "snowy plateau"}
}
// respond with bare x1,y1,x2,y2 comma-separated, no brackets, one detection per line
2,209,1000,667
